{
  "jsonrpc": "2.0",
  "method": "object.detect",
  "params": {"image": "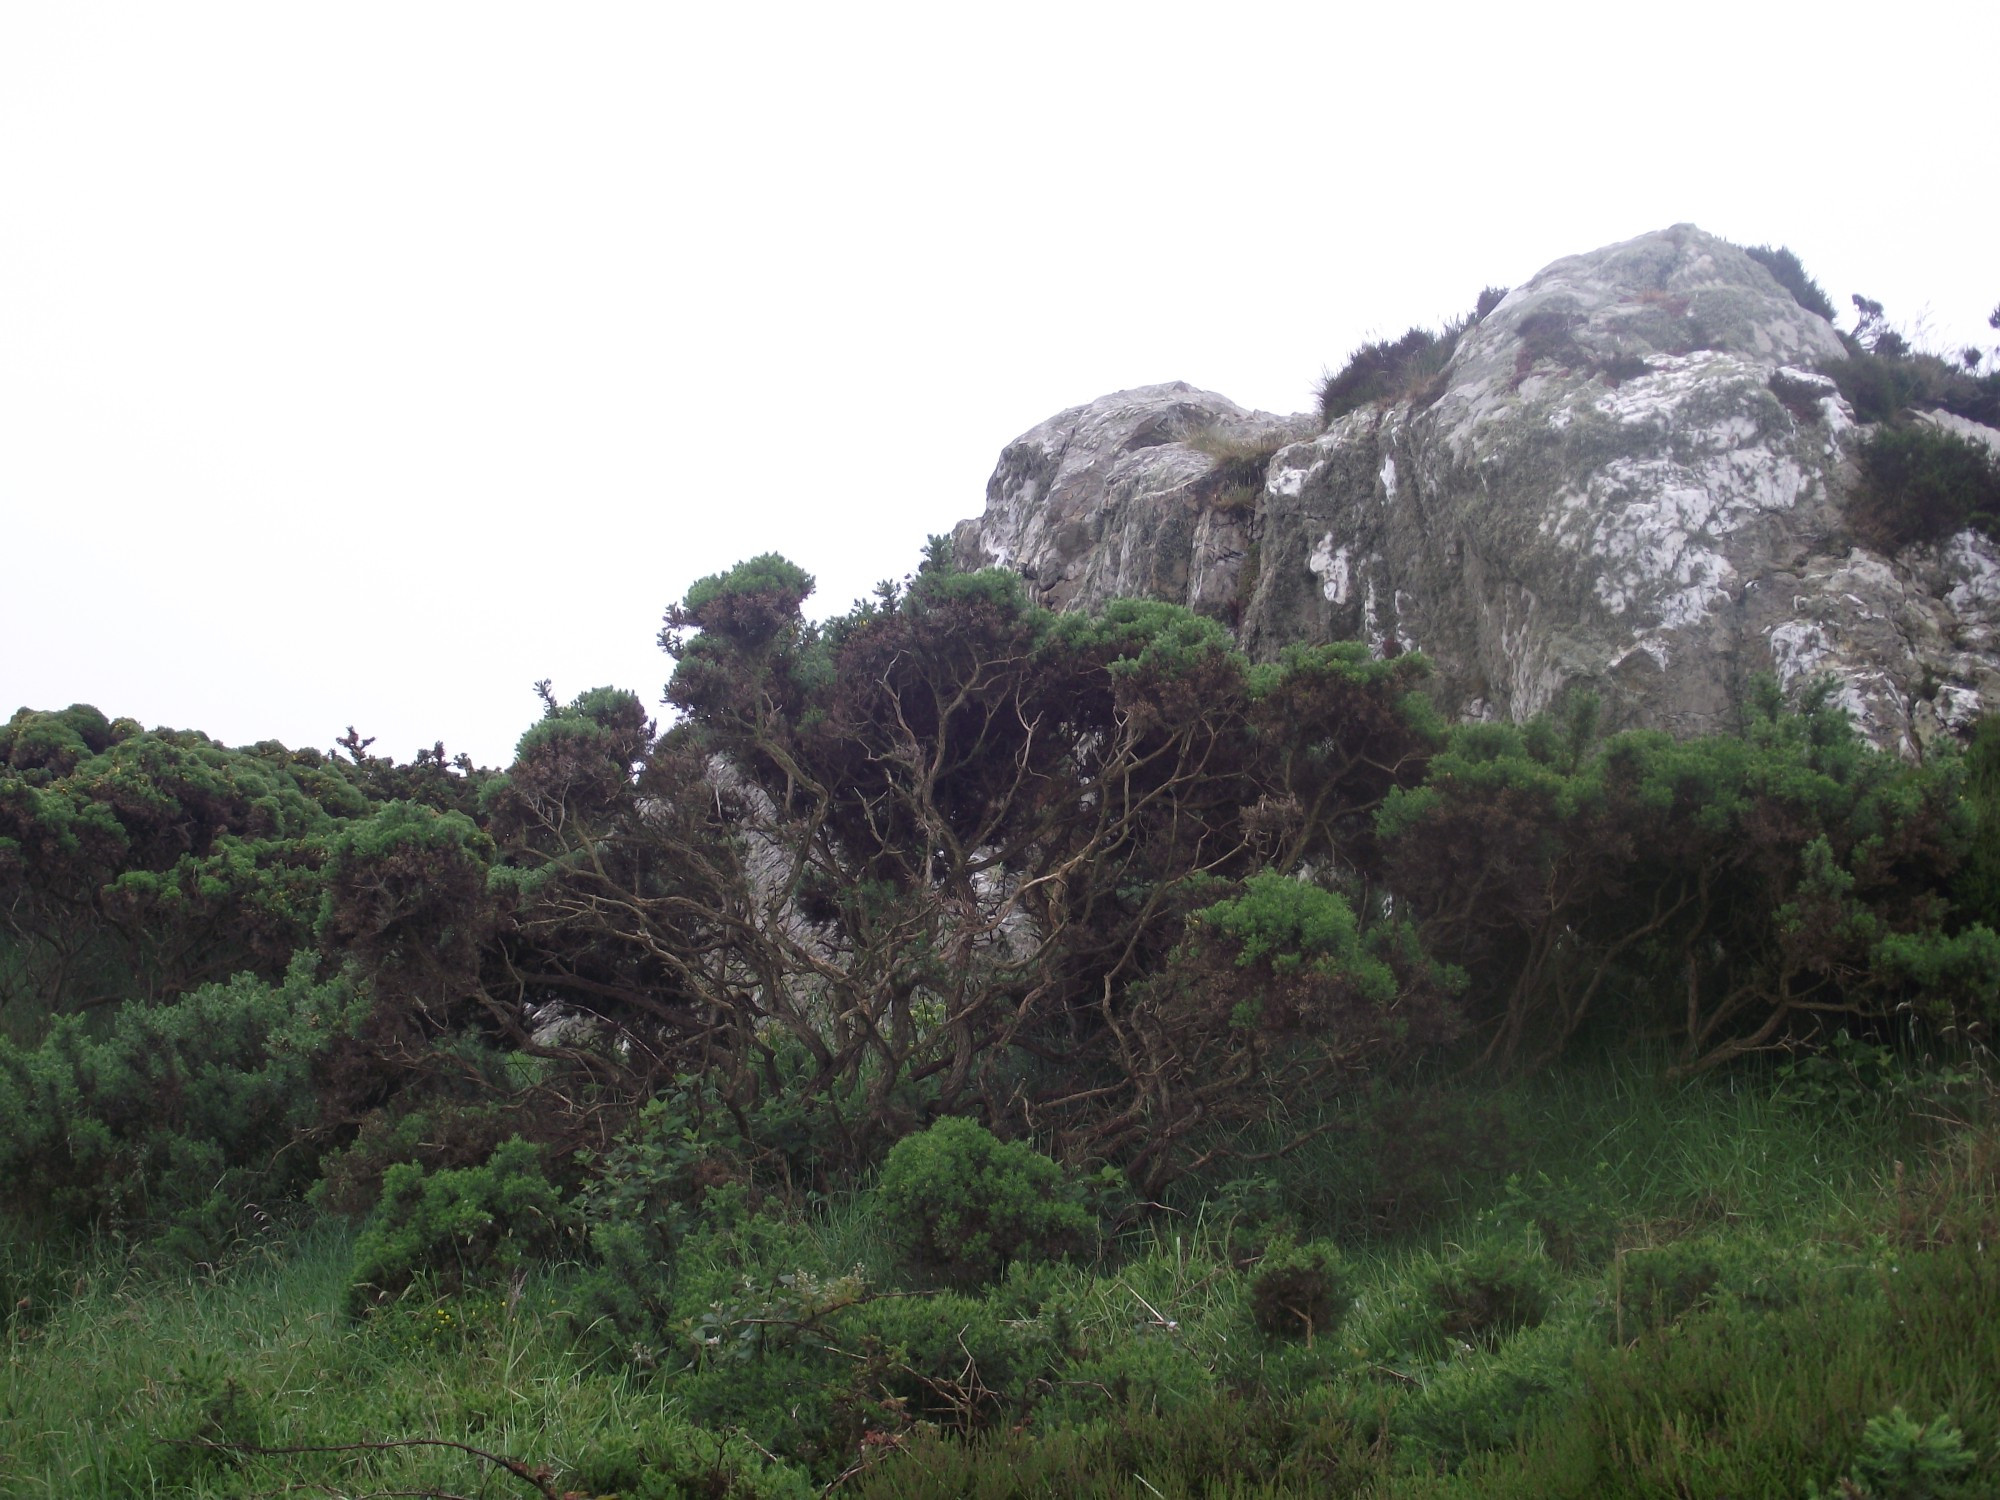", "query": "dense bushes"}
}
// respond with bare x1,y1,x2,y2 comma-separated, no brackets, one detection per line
1850,419,2000,550
875,1118,1095,1286
0,956,360,1241
1379,683,1996,1073
345,1135,571,1315
0,712,377,1020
